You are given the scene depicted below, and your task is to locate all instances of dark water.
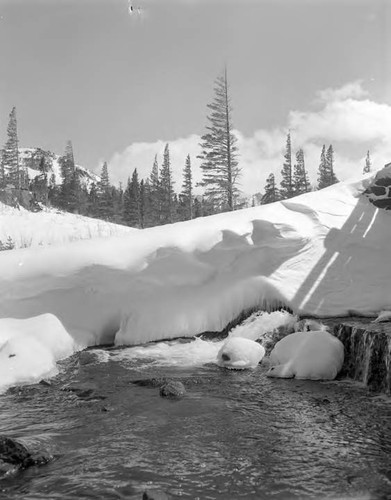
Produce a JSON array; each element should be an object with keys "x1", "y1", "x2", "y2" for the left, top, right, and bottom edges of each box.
[{"x1": 1, "y1": 343, "x2": 391, "y2": 500}]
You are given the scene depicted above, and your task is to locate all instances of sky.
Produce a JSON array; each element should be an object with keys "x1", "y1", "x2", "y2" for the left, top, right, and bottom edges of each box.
[{"x1": 0, "y1": 0, "x2": 390, "y2": 195}]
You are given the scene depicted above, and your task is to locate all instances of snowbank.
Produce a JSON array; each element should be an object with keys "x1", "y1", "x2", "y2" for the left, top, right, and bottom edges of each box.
[
  {"x1": 0, "y1": 172, "x2": 390, "y2": 350},
  {"x1": 0, "y1": 202, "x2": 136, "y2": 248},
  {"x1": 0, "y1": 314, "x2": 79, "y2": 393}
]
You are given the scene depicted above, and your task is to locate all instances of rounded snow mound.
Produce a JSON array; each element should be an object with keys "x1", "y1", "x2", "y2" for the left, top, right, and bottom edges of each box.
[
  {"x1": 0, "y1": 313, "x2": 79, "y2": 392},
  {"x1": 217, "y1": 337, "x2": 265, "y2": 369},
  {"x1": 266, "y1": 330, "x2": 344, "y2": 380}
]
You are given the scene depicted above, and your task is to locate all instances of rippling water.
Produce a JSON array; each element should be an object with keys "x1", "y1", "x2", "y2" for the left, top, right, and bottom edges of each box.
[{"x1": 1, "y1": 339, "x2": 391, "y2": 500}]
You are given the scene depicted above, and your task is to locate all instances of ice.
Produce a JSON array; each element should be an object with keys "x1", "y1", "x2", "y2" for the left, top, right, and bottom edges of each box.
[
  {"x1": 111, "y1": 337, "x2": 222, "y2": 368},
  {"x1": 267, "y1": 330, "x2": 345, "y2": 380},
  {"x1": 0, "y1": 314, "x2": 79, "y2": 393},
  {"x1": 372, "y1": 310, "x2": 391, "y2": 323},
  {"x1": 217, "y1": 337, "x2": 265, "y2": 370},
  {"x1": 228, "y1": 310, "x2": 298, "y2": 341}
]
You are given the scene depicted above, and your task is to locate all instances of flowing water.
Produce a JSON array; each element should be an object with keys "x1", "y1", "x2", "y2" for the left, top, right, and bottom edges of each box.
[{"x1": 1, "y1": 338, "x2": 391, "y2": 500}]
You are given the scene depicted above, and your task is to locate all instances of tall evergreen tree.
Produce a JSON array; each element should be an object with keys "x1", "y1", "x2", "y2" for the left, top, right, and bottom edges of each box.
[
  {"x1": 149, "y1": 154, "x2": 160, "y2": 225},
  {"x1": 2, "y1": 107, "x2": 20, "y2": 188},
  {"x1": 0, "y1": 150, "x2": 4, "y2": 188},
  {"x1": 139, "y1": 179, "x2": 148, "y2": 228},
  {"x1": 58, "y1": 140, "x2": 78, "y2": 210},
  {"x1": 197, "y1": 67, "x2": 240, "y2": 212},
  {"x1": 160, "y1": 144, "x2": 175, "y2": 224},
  {"x1": 123, "y1": 169, "x2": 141, "y2": 227},
  {"x1": 317, "y1": 144, "x2": 338, "y2": 189},
  {"x1": 293, "y1": 148, "x2": 311, "y2": 195},
  {"x1": 88, "y1": 182, "x2": 99, "y2": 217},
  {"x1": 363, "y1": 150, "x2": 372, "y2": 174},
  {"x1": 317, "y1": 145, "x2": 328, "y2": 189},
  {"x1": 280, "y1": 132, "x2": 294, "y2": 199},
  {"x1": 261, "y1": 173, "x2": 280, "y2": 204},
  {"x1": 97, "y1": 161, "x2": 112, "y2": 218},
  {"x1": 326, "y1": 145, "x2": 338, "y2": 186},
  {"x1": 180, "y1": 154, "x2": 193, "y2": 220},
  {"x1": 67, "y1": 170, "x2": 83, "y2": 213}
]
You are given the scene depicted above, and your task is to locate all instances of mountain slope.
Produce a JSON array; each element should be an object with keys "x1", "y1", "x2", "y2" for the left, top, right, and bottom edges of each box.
[{"x1": 18, "y1": 147, "x2": 100, "y2": 189}]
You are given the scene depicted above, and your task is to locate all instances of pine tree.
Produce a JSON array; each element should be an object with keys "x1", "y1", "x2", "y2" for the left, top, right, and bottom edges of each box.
[
  {"x1": 0, "y1": 150, "x2": 4, "y2": 188},
  {"x1": 293, "y1": 148, "x2": 311, "y2": 195},
  {"x1": 139, "y1": 179, "x2": 146, "y2": 228},
  {"x1": 317, "y1": 144, "x2": 338, "y2": 189},
  {"x1": 363, "y1": 150, "x2": 372, "y2": 174},
  {"x1": 149, "y1": 154, "x2": 160, "y2": 225},
  {"x1": 67, "y1": 170, "x2": 83, "y2": 213},
  {"x1": 88, "y1": 182, "x2": 99, "y2": 217},
  {"x1": 317, "y1": 145, "x2": 329, "y2": 189},
  {"x1": 326, "y1": 145, "x2": 338, "y2": 186},
  {"x1": 180, "y1": 154, "x2": 193, "y2": 220},
  {"x1": 59, "y1": 140, "x2": 75, "y2": 186},
  {"x1": 123, "y1": 169, "x2": 141, "y2": 227},
  {"x1": 2, "y1": 107, "x2": 20, "y2": 188},
  {"x1": 96, "y1": 162, "x2": 112, "y2": 218},
  {"x1": 160, "y1": 144, "x2": 175, "y2": 224},
  {"x1": 261, "y1": 173, "x2": 280, "y2": 204},
  {"x1": 48, "y1": 173, "x2": 59, "y2": 206},
  {"x1": 198, "y1": 67, "x2": 240, "y2": 212},
  {"x1": 280, "y1": 132, "x2": 294, "y2": 199}
]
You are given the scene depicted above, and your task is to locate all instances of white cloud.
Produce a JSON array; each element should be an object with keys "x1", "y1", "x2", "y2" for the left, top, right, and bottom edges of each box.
[
  {"x1": 107, "y1": 82, "x2": 391, "y2": 197},
  {"x1": 315, "y1": 81, "x2": 369, "y2": 102}
]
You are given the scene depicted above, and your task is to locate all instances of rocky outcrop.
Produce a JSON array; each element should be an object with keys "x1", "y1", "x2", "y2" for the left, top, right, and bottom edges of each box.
[
  {"x1": 333, "y1": 319, "x2": 391, "y2": 394},
  {"x1": 0, "y1": 435, "x2": 51, "y2": 470},
  {"x1": 364, "y1": 164, "x2": 391, "y2": 210}
]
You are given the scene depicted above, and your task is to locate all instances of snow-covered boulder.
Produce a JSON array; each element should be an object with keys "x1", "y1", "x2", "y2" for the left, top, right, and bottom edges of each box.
[
  {"x1": 266, "y1": 330, "x2": 344, "y2": 380},
  {"x1": 0, "y1": 314, "x2": 78, "y2": 392},
  {"x1": 217, "y1": 337, "x2": 265, "y2": 369}
]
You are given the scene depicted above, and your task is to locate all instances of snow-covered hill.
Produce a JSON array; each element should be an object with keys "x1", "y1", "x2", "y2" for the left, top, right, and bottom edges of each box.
[
  {"x1": 0, "y1": 201, "x2": 137, "y2": 248},
  {"x1": 19, "y1": 147, "x2": 100, "y2": 189},
  {"x1": 0, "y1": 167, "x2": 390, "y2": 391}
]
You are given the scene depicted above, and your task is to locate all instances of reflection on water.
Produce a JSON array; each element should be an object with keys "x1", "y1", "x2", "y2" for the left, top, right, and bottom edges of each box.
[{"x1": 1, "y1": 340, "x2": 391, "y2": 500}]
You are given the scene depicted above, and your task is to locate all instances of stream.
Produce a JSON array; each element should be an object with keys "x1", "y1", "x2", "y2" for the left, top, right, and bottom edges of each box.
[{"x1": 1, "y1": 339, "x2": 391, "y2": 500}]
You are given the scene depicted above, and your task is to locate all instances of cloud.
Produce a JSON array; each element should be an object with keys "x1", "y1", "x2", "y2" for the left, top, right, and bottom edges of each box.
[
  {"x1": 108, "y1": 134, "x2": 203, "y2": 191},
  {"x1": 315, "y1": 81, "x2": 369, "y2": 102},
  {"x1": 107, "y1": 81, "x2": 391, "y2": 197}
]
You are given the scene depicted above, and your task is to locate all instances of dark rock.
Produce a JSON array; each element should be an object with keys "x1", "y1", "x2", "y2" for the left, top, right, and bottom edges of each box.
[
  {"x1": 370, "y1": 198, "x2": 391, "y2": 210},
  {"x1": 132, "y1": 377, "x2": 167, "y2": 388},
  {"x1": 61, "y1": 383, "x2": 106, "y2": 401},
  {"x1": 159, "y1": 380, "x2": 186, "y2": 399},
  {"x1": 78, "y1": 350, "x2": 99, "y2": 366},
  {"x1": 39, "y1": 379, "x2": 52, "y2": 387},
  {"x1": 143, "y1": 489, "x2": 171, "y2": 500},
  {"x1": 368, "y1": 185, "x2": 387, "y2": 196},
  {"x1": 375, "y1": 177, "x2": 391, "y2": 187},
  {"x1": 0, "y1": 436, "x2": 51, "y2": 469}
]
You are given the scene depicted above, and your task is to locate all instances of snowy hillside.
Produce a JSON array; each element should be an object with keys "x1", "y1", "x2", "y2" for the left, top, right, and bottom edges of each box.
[
  {"x1": 19, "y1": 147, "x2": 100, "y2": 189},
  {"x1": 1, "y1": 168, "x2": 390, "y2": 360},
  {"x1": 0, "y1": 201, "x2": 137, "y2": 248}
]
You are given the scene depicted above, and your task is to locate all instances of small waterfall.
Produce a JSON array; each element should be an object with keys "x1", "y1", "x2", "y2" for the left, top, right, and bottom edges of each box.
[{"x1": 334, "y1": 320, "x2": 391, "y2": 394}]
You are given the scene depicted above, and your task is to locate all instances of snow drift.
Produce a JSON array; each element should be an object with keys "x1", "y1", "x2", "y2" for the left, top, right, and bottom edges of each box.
[{"x1": 0, "y1": 171, "x2": 390, "y2": 354}]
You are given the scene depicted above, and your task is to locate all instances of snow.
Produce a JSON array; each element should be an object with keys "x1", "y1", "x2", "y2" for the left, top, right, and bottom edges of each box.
[
  {"x1": 372, "y1": 310, "x2": 391, "y2": 323},
  {"x1": 266, "y1": 330, "x2": 344, "y2": 380},
  {"x1": 217, "y1": 337, "x2": 265, "y2": 369},
  {"x1": 0, "y1": 170, "x2": 390, "y2": 390},
  {"x1": 0, "y1": 314, "x2": 79, "y2": 393},
  {"x1": 0, "y1": 202, "x2": 137, "y2": 248}
]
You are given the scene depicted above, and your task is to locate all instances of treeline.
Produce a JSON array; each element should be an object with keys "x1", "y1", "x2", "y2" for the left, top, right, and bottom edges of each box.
[
  {"x1": 1, "y1": 69, "x2": 374, "y2": 228},
  {"x1": 48, "y1": 141, "x2": 203, "y2": 227}
]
